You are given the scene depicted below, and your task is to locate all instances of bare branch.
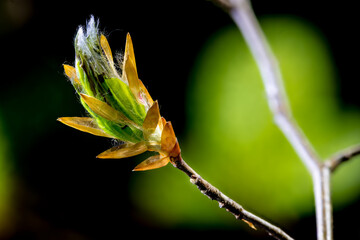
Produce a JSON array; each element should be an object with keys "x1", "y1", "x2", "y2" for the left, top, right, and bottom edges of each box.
[
  {"x1": 326, "y1": 144, "x2": 360, "y2": 172},
  {"x1": 215, "y1": 0, "x2": 332, "y2": 239},
  {"x1": 228, "y1": 0, "x2": 321, "y2": 173},
  {"x1": 171, "y1": 156, "x2": 294, "y2": 240}
]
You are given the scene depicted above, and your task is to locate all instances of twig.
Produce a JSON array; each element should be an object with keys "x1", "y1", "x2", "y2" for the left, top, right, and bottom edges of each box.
[
  {"x1": 326, "y1": 144, "x2": 360, "y2": 172},
  {"x1": 215, "y1": 0, "x2": 333, "y2": 239},
  {"x1": 228, "y1": 0, "x2": 320, "y2": 174},
  {"x1": 312, "y1": 166, "x2": 332, "y2": 240},
  {"x1": 171, "y1": 155, "x2": 294, "y2": 240}
]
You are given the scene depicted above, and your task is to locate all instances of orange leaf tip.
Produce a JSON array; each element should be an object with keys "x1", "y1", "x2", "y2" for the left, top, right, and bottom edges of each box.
[
  {"x1": 63, "y1": 64, "x2": 80, "y2": 84},
  {"x1": 97, "y1": 142, "x2": 147, "y2": 159},
  {"x1": 161, "y1": 121, "x2": 177, "y2": 155},
  {"x1": 100, "y1": 34, "x2": 114, "y2": 64},
  {"x1": 123, "y1": 33, "x2": 141, "y2": 102},
  {"x1": 57, "y1": 117, "x2": 113, "y2": 138},
  {"x1": 132, "y1": 155, "x2": 170, "y2": 171}
]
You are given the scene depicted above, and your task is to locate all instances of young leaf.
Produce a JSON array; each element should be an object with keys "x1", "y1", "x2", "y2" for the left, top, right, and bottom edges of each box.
[
  {"x1": 100, "y1": 34, "x2": 114, "y2": 64},
  {"x1": 104, "y1": 78, "x2": 146, "y2": 126},
  {"x1": 63, "y1": 64, "x2": 80, "y2": 84},
  {"x1": 57, "y1": 117, "x2": 113, "y2": 138},
  {"x1": 161, "y1": 122, "x2": 177, "y2": 154},
  {"x1": 133, "y1": 155, "x2": 170, "y2": 171},
  {"x1": 123, "y1": 33, "x2": 141, "y2": 100},
  {"x1": 97, "y1": 142, "x2": 148, "y2": 159},
  {"x1": 143, "y1": 101, "x2": 160, "y2": 134},
  {"x1": 124, "y1": 33, "x2": 137, "y2": 72},
  {"x1": 80, "y1": 93, "x2": 136, "y2": 126}
]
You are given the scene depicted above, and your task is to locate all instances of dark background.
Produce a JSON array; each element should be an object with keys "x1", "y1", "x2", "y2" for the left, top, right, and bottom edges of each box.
[{"x1": 1, "y1": 0, "x2": 359, "y2": 239}]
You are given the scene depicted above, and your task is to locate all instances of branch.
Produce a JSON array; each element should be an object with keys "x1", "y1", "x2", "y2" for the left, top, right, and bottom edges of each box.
[
  {"x1": 326, "y1": 144, "x2": 360, "y2": 172},
  {"x1": 171, "y1": 155, "x2": 294, "y2": 240},
  {"x1": 212, "y1": 0, "x2": 333, "y2": 239},
  {"x1": 228, "y1": 0, "x2": 321, "y2": 173}
]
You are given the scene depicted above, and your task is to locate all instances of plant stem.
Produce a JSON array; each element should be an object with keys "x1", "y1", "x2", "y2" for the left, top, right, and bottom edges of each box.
[
  {"x1": 313, "y1": 166, "x2": 332, "y2": 240},
  {"x1": 171, "y1": 155, "x2": 294, "y2": 240},
  {"x1": 224, "y1": 0, "x2": 333, "y2": 239},
  {"x1": 326, "y1": 144, "x2": 360, "y2": 172}
]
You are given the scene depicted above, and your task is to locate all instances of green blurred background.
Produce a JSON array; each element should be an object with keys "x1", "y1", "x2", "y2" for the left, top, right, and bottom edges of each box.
[{"x1": 1, "y1": 0, "x2": 360, "y2": 239}]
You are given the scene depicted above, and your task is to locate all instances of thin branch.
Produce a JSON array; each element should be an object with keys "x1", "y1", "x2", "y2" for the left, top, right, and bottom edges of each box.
[
  {"x1": 215, "y1": 0, "x2": 333, "y2": 239},
  {"x1": 228, "y1": 0, "x2": 321, "y2": 173},
  {"x1": 171, "y1": 155, "x2": 294, "y2": 240},
  {"x1": 326, "y1": 144, "x2": 360, "y2": 172},
  {"x1": 312, "y1": 166, "x2": 333, "y2": 240}
]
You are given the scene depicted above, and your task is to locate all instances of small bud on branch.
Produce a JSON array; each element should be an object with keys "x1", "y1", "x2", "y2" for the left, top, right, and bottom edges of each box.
[{"x1": 58, "y1": 16, "x2": 179, "y2": 171}]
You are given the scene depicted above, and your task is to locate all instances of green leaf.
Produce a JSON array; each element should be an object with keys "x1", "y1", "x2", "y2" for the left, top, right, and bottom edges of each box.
[
  {"x1": 105, "y1": 77, "x2": 146, "y2": 126},
  {"x1": 80, "y1": 98, "x2": 143, "y2": 143}
]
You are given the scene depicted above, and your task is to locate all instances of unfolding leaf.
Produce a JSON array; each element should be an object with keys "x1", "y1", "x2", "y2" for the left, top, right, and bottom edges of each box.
[
  {"x1": 133, "y1": 155, "x2": 170, "y2": 171},
  {"x1": 97, "y1": 142, "x2": 147, "y2": 159},
  {"x1": 100, "y1": 34, "x2": 114, "y2": 64},
  {"x1": 80, "y1": 93, "x2": 136, "y2": 126},
  {"x1": 123, "y1": 33, "x2": 141, "y2": 100},
  {"x1": 161, "y1": 122, "x2": 177, "y2": 154},
  {"x1": 104, "y1": 78, "x2": 146, "y2": 126},
  {"x1": 139, "y1": 79, "x2": 154, "y2": 106},
  {"x1": 63, "y1": 64, "x2": 80, "y2": 84},
  {"x1": 57, "y1": 117, "x2": 113, "y2": 138},
  {"x1": 143, "y1": 101, "x2": 160, "y2": 134},
  {"x1": 124, "y1": 60, "x2": 140, "y2": 98}
]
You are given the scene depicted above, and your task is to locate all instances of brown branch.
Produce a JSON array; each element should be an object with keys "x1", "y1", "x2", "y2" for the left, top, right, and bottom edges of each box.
[
  {"x1": 171, "y1": 155, "x2": 294, "y2": 240},
  {"x1": 326, "y1": 144, "x2": 360, "y2": 172}
]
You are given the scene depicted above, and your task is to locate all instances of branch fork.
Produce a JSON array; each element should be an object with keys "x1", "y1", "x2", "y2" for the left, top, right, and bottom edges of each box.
[{"x1": 214, "y1": 0, "x2": 360, "y2": 239}]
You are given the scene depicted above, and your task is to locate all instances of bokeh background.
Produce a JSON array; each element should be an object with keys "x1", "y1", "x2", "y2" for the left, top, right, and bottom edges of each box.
[{"x1": 1, "y1": 0, "x2": 360, "y2": 239}]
